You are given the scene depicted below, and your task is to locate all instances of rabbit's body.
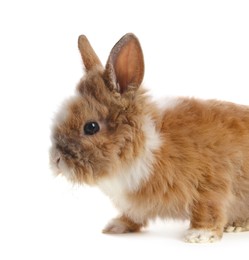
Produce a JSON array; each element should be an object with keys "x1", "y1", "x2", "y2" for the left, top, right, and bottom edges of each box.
[
  {"x1": 50, "y1": 33, "x2": 249, "y2": 242},
  {"x1": 99, "y1": 96, "x2": 249, "y2": 240}
]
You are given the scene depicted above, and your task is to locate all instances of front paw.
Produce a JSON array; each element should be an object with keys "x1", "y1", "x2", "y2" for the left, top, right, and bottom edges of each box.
[
  {"x1": 103, "y1": 219, "x2": 132, "y2": 234},
  {"x1": 184, "y1": 229, "x2": 220, "y2": 243},
  {"x1": 103, "y1": 216, "x2": 142, "y2": 234}
]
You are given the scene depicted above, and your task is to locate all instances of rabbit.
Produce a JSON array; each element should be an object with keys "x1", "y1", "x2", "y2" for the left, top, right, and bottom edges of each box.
[{"x1": 50, "y1": 33, "x2": 249, "y2": 243}]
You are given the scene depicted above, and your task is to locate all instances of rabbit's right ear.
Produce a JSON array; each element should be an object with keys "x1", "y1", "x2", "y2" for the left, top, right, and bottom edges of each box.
[
  {"x1": 104, "y1": 33, "x2": 144, "y2": 94},
  {"x1": 78, "y1": 35, "x2": 103, "y2": 71}
]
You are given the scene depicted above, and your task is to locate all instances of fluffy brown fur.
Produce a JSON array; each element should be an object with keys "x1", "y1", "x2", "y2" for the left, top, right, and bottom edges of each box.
[{"x1": 50, "y1": 33, "x2": 249, "y2": 243}]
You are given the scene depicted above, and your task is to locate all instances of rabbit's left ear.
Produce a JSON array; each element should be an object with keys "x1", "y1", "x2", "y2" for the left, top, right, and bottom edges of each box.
[
  {"x1": 105, "y1": 33, "x2": 144, "y2": 94},
  {"x1": 78, "y1": 35, "x2": 103, "y2": 71}
]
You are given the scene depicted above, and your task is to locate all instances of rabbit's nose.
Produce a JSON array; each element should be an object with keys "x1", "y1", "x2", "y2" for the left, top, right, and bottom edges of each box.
[
  {"x1": 55, "y1": 156, "x2": 61, "y2": 169},
  {"x1": 56, "y1": 157, "x2": 60, "y2": 165},
  {"x1": 53, "y1": 152, "x2": 62, "y2": 170},
  {"x1": 50, "y1": 146, "x2": 62, "y2": 169}
]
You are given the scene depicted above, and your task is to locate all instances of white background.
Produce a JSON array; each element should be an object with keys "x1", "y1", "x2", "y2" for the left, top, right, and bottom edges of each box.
[{"x1": 0, "y1": 0, "x2": 249, "y2": 259}]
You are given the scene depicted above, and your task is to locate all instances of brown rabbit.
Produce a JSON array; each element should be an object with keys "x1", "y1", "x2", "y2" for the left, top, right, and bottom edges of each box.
[{"x1": 50, "y1": 33, "x2": 249, "y2": 243}]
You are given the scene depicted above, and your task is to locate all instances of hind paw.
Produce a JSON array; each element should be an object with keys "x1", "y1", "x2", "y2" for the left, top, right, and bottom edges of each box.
[{"x1": 224, "y1": 219, "x2": 249, "y2": 233}]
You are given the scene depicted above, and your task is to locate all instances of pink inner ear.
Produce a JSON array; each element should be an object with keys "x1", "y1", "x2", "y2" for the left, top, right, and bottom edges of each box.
[
  {"x1": 115, "y1": 45, "x2": 137, "y2": 93},
  {"x1": 114, "y1": 40, "x2": 144, "y2": 93}
]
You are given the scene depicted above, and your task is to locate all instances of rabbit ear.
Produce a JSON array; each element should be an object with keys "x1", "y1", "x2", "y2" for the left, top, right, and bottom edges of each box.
[
  {"x1": 78, "y1": 35, "x2": 103, "y2": 71},
  {"x1": 105, "y1": 33, "x2": 144, "y2": 94}
]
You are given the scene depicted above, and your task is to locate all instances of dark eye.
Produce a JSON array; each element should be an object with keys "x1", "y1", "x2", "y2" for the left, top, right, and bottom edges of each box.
[{"x1": 84, "y1": 122, "x2": 100, "y2": 135}]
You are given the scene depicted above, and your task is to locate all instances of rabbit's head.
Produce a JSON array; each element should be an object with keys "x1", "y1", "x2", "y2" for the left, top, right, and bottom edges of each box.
[{"x1": 49, "y1": 34, "x2": 155, "y2": 185}]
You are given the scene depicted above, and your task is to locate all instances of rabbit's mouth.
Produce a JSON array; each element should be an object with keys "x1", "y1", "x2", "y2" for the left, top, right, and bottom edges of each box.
[{"x1": 49, "y1": 146, "x2": 77, "y2": 182}]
